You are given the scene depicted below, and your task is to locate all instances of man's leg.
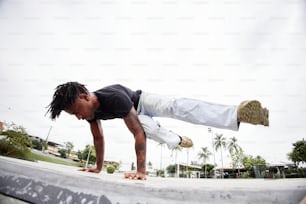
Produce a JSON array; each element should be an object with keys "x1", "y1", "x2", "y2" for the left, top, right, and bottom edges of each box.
[
  {"x1": 137, "y1": 115, "x2": 192, "y2": 149},
  {"x1": 137, "y1": 92, "x2": 269, "y2": 130},
  {"x1": 138, "y1": 92, "x2": 239, "y2": 131}
]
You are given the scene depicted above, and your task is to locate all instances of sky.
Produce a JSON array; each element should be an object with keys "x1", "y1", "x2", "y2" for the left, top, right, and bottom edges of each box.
[{"x1": 0, "y1": 0, "x2": 306, "y2": 171}]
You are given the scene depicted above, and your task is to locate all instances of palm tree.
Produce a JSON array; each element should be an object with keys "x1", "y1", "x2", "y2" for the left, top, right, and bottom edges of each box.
[
  {"x1": 227, "y1": 137, "x2": 240, "y2": 155},
  {"x1": 214, "y1": 133, "x2": 226, "y2": 178},
  {"x1": 227, "y1": 136, "x2": 243, "y2": 176},
  {"x1": 172, "y1": 146, "x2": 182, "y2": 177},
  {"x1": 198, "y1": 147, "x2": 211, "y2": 178}
]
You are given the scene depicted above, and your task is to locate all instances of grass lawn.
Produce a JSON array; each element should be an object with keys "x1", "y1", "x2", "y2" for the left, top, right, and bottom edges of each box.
[{"x1": 29, "y1": 152, "x2": 81, "y2": 167}]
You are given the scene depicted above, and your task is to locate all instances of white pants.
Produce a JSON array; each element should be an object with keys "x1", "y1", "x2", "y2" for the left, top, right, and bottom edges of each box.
[{"x1": 137, "y1": 92, "x2": 239, "y2": 149}]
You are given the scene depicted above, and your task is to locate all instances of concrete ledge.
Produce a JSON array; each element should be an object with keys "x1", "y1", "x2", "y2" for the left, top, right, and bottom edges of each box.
[{"x1": 0, "y1": 156, "x2": 305, "y2": 204}]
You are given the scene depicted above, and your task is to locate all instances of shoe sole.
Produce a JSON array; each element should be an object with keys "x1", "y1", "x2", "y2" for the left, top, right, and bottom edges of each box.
[
  {"x1": 238, "y1": 100, "x2": 269, "y2": 126},
  {"x1": 263, "y1": 108, "x2": 269, "y2": 126},
  {"x1": 179, "y1": 136, "x2": 193, "y2": 148}
]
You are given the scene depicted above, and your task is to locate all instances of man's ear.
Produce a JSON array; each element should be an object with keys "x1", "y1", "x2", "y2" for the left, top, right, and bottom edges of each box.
[{"x1": 79, "y1": 93, "x2": 89, "y2": 101}]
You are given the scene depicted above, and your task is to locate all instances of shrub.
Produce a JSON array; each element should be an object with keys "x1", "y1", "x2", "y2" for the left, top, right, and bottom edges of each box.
[{"x1": 106, "y1": 166, "x2": 115, "y2": 174}]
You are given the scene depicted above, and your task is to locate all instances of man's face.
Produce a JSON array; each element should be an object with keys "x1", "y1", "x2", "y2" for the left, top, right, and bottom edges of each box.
[{"x1": 65, "y1": 94, "x2": 95, "y2": 120}]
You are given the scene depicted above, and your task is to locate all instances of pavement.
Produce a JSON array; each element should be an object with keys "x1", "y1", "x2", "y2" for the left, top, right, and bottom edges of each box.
[{"x1": 0, "y1": 156, "x2": 305, "y2": 204}]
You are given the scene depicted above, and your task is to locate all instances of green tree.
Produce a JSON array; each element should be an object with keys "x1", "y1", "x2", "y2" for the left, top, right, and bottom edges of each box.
[
  {"x1": 288, "y1": 139, "x2": 306, "y2": 166},
  {"x1": 156, "y1": 169, "x2": 165, "y2": 177},
  {"x1": 201, "y1": 164, "x2": 214, "y2": 178},
  {"x1": 0, "y1": 123, "x2": 32, "y2": 160},
  {"x1": 82, "y1": 144, "x2": 96, "y2": 164},
  {"x1": 242, "y1": 155, "x2": 266, "y2": 178},
  {"x1": 242, "y1": 155, "x2": 266, "y2": 170},
  {"x1": 32, "y1": 139, "x2": 43, "y2": 151},
  {"x1": 227, "y1": 137, "x2": 243, "y2": 169},
  {"x1": 76, "y1": 150, "x2": 83, "y2": 161},
  {"x1": 227, "y1": 137, "x2": 240, "y2": 155},
  {"x1": 166, "y1": 164, "x2": 176, "y2": 174},
  {"x1": 198, "y1": 147, "x2": 211, "y2": 178},
  {"x1": 230, "y1": 148, "x2": 244, "y2": 169},
  {"x1": 58, "y1": 148, "x2": 67, "y2": 158},
  {"x1": 64, "y1": 141, "x2": 74, "y2": 158},
  {"x1": 214, "y1": 133, "x2": 226, "y2": 178}
]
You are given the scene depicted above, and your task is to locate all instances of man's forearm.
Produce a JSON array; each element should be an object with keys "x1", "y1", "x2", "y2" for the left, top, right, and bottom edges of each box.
[
  {"x1": 94, "y1": 136, "x2": 104, "y2": 170},
  {"x1": 90, "y1": 120, "x2": 105, "y2": 171},
  {"x1": 135, "y1": 133, "x2": 146, "y2": 174},
  {"x1": 123, "y1": 107, "x2": 147, "y2": 176}
]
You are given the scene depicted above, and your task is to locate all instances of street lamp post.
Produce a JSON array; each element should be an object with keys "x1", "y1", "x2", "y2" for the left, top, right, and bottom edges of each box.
[
  {"x1": 208, "y1": 127, "x2": 216, "y2": 178},
  {"x1": 85, "y1": 146, "x2": 91, "y2": 169},
  {"x1": 43, "y1": 126, "x2": 52, "y2": 153}
]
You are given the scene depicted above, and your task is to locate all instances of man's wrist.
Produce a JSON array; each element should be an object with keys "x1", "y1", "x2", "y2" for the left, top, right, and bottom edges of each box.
[
  {"x1": 96, "y1": 163, "x2": 103, "y2": 171},
  {"x1": 137, "y1": 168, "x2": 146, "y2": 174}
]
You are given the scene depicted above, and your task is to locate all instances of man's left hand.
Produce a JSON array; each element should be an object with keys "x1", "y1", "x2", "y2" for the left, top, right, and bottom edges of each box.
[{"x1": 124, "y1": 172, "x2": 146, "y2": 180}]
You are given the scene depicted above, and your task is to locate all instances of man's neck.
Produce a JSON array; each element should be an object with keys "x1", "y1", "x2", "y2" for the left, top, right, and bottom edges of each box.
[{"x1": 90, "y1": 93, "x2": 100, "y2": 110}]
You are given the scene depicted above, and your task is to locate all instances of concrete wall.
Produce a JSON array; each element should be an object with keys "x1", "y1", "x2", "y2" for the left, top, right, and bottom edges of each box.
[{"x1": 0, "y1": 156, "x2": 305, "y2": 204}]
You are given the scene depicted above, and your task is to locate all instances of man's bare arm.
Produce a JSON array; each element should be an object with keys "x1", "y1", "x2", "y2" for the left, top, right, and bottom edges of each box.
[
  {"x1": 123, "y1": 107, "x2": 147, "y2": 179},
  {"x1": 80, "y1": 120, "x2": 104, "y2": 173}
]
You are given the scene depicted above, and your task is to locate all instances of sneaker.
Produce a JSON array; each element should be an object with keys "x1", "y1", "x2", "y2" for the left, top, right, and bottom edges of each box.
[
  {"x1": 179, "y1": 136, "x2": 193, "y2": 148},
  {"x1": 263, "y1": 107, "x2": 269, "y2": 126},
  {"x1": 238, "y1": 100, "x2": 269, "y2": 126}
]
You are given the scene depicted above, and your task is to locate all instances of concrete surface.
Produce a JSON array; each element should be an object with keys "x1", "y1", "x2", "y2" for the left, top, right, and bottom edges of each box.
[{"x1": 0, "y1": 156, "x2": 305, "y2": 204}]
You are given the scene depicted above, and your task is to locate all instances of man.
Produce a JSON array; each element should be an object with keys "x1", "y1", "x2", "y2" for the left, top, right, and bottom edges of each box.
[{"x1": 47, "y1": 82, "x2": 269, "y2": 180}]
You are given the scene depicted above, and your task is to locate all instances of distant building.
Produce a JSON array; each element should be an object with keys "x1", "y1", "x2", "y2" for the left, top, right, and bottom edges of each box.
[
  {"x1": 215, "y1": 167, "x2": 247, "y2": 178},
  {"x1": 266, "y1": 162, "x2": 295, "y2": 179},
  {"x1": 47, "y1": 141, "x2": 64, "y2": 157},
  {"x1": 167, "y1": 163, "x2": 202, "y2": 178},
  {"x1": 46, "y1": 141, "x2": 80, "y2": 161}
]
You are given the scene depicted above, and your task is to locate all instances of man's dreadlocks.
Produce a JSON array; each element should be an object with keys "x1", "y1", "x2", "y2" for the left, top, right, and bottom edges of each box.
[{"x1": 46, "y1": 82, "x2": 89, "y2": 120}]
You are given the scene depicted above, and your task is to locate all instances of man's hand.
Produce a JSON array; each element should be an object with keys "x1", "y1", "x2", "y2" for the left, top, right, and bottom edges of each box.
[
  {"x1": 124, "y1": 172, "x2": 146, "y2": 180},
  {"x1": 123, "y1": 108, "x2": 147, "y2": 180},
  {"x1": 78, "y1": 168, "x2": 101, "y2": 173}
]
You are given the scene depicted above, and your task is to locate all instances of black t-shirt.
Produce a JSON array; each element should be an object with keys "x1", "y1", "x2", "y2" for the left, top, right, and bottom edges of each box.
[{"x1": 88, "y1": 84, "x2": 142, "y2": 121}]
